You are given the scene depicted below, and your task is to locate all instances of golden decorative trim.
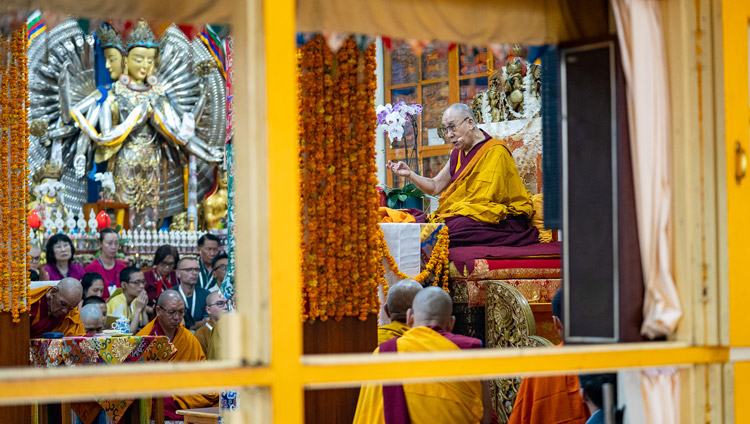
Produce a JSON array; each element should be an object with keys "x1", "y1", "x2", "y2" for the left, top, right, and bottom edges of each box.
[{"x1": 485, "y1": 281, "x2": 552, "y2": 422}]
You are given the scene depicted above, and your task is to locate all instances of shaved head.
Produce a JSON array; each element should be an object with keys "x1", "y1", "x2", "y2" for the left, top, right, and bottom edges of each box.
[
  {"x1": 158, "y1": 290, "x2": 183, "y2": 308},
  {"x1": 407, "y1": 286, "x2": 455, "y2": 330},
  {"x1": 47, "y1": 278, "x2": 83, "y2": 318},
  {"x1": 156, "y1": 290, "x2": 185, "y2": 335},
  {"x1": 385, "y1": 279, "x2": 423, "y2": 323},
  {"x1": 441, "y1": 103, "x2": 483, "y2": 152},
  {"x1": 58, "y1": 278, "x2": 83, "y2": 299},
  {"x1": 443, "y1": 102, "x2": 476, "y2": 122},
  {"x1": 80, "y1": 304, "x2": 104, "y2": 335},
  {"x1": 206, "y1": 290, "x2": 222, "y2": 306}
]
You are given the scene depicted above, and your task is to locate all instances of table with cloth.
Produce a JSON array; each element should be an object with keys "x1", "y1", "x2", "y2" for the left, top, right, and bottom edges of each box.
[{"x1": 30, "y1": 335, "x2": 176, "y2": 423}]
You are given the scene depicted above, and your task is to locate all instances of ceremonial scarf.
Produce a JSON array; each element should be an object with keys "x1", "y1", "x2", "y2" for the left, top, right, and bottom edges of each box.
[
  {"x1": 431, "y1": 138, "x2": 534, "y2": 224},
  {"x1": 377, "y1": 320, "x2": 410, "y2": 344}
]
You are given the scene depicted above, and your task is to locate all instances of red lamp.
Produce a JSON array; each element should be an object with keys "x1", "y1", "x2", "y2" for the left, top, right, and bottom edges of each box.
[
  {"x1": 27, "y1": 210, "x2": 41, "y2": 229},
  {"x1": 96, "y1": 210, "x2": 111, "y2": 229}
]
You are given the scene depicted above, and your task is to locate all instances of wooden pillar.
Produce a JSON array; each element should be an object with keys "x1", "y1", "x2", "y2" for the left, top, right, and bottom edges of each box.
[
  {"x1": 303, "y1": 316, "x2": 378, "y2": 424},
  {"x1": 0, "y1": 311, "x2": 31, "y2": 422}
]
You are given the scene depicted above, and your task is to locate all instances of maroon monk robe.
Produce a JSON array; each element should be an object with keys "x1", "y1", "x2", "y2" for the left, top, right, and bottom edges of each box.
[{"x1": 30, "y1": 294, "x2": 62, "y2": 337}]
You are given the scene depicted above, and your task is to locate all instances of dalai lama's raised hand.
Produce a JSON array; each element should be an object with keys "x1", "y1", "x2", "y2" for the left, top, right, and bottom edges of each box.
[
  {"x1": 386, "y1": 159, "x2": 452, "y2": 197},
  {"x1": 386, "y1": 160, "x2": 412, "y2": 177}
]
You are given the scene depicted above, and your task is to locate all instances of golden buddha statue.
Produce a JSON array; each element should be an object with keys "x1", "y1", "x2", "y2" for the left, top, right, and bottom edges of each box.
[{"x1": 203, "y1": 171, "x2": 228, "y2": 230}]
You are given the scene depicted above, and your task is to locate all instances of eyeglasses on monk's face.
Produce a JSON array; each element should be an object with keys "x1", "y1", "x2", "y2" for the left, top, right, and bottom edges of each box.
[
  {"x1": 208, "y1": 300, "x2": 228, "y2": 308},
  {"x1": 213, "y1": 264, "x2": 228, "y2": 272},
  {"x1": 126, "y1": 279, "x2": 147, "y2": 286},
  {"x1": 439, "y1": 116, "x2": 470, "y2": 135},
  {"x1": 158, "y1": 307, "x2": 185, "y2": 317}
]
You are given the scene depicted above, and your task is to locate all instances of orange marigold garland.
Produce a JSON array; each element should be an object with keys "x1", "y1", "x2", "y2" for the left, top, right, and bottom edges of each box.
[
  {"x1": 299, "y1": 36, "x2": 381, "y2": 322},
  {"x1": 0, "y1": 34, "x2": 9, "y2": 317},
  {"x1": 0, "y1": 27, "x2": 30, "y2": 323}
]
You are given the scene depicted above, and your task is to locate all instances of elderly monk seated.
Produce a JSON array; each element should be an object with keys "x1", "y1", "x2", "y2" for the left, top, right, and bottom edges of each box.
[
  {"x1": 80, "y1": 304, "x2": 105, "y2": 335},
  {"x1": 508, "y1": 289, "x2": 588, "y2": 424},
  {"x1": 386, "y1": 103, "x2": 538, "y2": 248},
  {"x1": 354, "y1": 286, "x2": 492, "y2": 424},
  {"x1": 379, "y1": 279, "x2": 422, "y2": 343},
  {"x1": 29, "y1": 278, "x2": 85, "y2": 338},
  {"x1": 136, "y1": 291, "x2": 218, "y2": 419}
]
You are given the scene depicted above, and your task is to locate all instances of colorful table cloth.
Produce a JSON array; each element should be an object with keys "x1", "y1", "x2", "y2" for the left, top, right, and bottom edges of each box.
[{"x1": 30, "y1": 335, "x2": 175, "y2": 422}]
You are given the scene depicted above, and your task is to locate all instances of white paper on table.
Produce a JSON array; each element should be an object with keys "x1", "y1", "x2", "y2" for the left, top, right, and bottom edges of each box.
[{"x1": 378, "y1": 223, "x2": 421, "y2": 325}]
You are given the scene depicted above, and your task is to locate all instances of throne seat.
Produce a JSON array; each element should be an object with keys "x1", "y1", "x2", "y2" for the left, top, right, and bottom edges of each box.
[{"x1": 448, "y1": 242, "x2": 563, "y2": 346}]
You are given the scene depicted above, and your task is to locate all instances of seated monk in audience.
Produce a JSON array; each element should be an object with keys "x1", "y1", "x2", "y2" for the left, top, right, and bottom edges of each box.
[
  {"x1": 82, "y1": 295, "x2": 107, "y2": 319},
  {"x1": 195, "y1": 291, "x2": 228, "y2": 356},
  {"x1": 386, "y1": 103, "x2": 538, "y2": 248},
  {"x1": 206, "y1": 311, "x2": 227, "y2": 360},
  {"x1": 354, "y1": 286, "x2": 492, "y2": 424},
  {"x1": 80, "y1": 304, "x2": 105, "y2": 335},
  {"x1": 379, "y1": 279, "x2": 422, "y2": 343},
  {"x1": 107, "y1": 266, "x2": 149, "y2": 334},
  {"x1": 29, "y1": 278, "x2": 85, "y2": 338},
  {"x1": 136, "y1": 291, "x2": 218, "y2": 419},
  {"x1": 508, "y1": 289, "x2": 588, "y2": 424}
]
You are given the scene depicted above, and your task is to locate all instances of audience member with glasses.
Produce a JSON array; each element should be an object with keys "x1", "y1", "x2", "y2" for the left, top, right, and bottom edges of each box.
[
  {"x1": 145, "y1": 244, "x2": 181, "y2": 311},
  {"x1": 172, "y1": 256, "x2": 211, "y2": 331},
  {"x1": 28, "y1": 244, "x2": 48, "y2": 281},
  {"x1": 194, "y1": 290, "x2": 229, "y2": 355},
  {"x1": 106, "y1": 266, "x2": 150, "y2": 334},
  {"x1": 208, "y1": 252, "x2": 229, "y2": 292}
]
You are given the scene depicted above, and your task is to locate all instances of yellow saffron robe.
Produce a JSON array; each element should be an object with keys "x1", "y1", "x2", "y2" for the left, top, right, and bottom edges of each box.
[
  {"x1": 431, "y1": 139, "x2": 534, "y2": 224},
  {"x1": 29, "y1": 286, "x2": 85, "y2": 338},
  {"x1": 137, "y1": 319, "x2": 219, "y2": 414},
  {"x1": 353, "y1": 326, "x2": 484, "y2": 424},
  {"x1": 377, "y1": 320, "x2": 410, "y2": 344}
]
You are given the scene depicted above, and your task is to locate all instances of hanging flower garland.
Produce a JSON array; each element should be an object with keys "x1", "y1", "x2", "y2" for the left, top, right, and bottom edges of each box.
[
  {"x1": 299, "y1": 36, "x2": 381, "y2": 322},
  {"x1": 0, "y1": 27, "x2": 30, "y2": 323},
  {"x1": 0, "y1": 34, "x2": 9, "y2": 317},
  {"x1": 377, "y1": 226, "x2": 451, "y2": 297}
]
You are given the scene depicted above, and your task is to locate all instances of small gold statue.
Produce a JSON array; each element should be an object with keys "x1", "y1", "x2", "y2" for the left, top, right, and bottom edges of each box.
[
  {"x1": 202, "y1": 171, "x2": 228, "y2": 230},
  {"x1": 170, "y1": 211, "x2": 189, "y2": 231}
]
